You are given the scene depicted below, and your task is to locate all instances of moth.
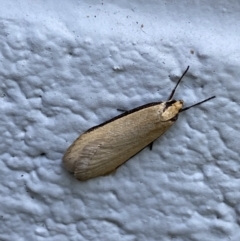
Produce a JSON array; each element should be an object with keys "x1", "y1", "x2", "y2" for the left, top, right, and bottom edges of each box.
[{"x1": 63, "y1": 66, "x2": 215, "y2": 181}]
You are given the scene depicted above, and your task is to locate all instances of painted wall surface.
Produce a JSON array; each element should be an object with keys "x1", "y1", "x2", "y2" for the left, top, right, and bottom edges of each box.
[{"x1": 0, "y1": 1, "x2": 240, "y2": 240}]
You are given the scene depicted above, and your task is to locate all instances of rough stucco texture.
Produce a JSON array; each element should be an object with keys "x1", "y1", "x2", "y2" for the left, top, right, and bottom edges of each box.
[{"x1": 0, "y1": 1, "x2": 240, "y2": 241}]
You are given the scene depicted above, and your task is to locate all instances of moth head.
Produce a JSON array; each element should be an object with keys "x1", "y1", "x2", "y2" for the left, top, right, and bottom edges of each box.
[{"x1": 161, "y1": 100, "x2": 184, "y2": 122}]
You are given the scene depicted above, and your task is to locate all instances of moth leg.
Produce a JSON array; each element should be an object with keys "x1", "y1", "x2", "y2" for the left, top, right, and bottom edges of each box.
[
  {"x1": 149, "y1": 142, "x2": 154, "y2": 150},
  {"x1": 117, "y1": 108, "x2": 127, "y2": 112}
]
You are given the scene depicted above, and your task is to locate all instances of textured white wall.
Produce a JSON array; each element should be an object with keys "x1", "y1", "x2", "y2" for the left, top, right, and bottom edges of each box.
[{"x1": 0, "y1": 1, "x2": 240, "y2": 241}]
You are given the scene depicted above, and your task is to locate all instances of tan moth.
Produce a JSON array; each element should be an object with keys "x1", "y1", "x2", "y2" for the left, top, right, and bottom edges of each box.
[{"x1": 63, "y1": 66, "x2": 215, "y2": 181}]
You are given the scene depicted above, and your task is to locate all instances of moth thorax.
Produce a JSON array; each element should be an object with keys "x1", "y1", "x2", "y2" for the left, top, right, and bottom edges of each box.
[{"x1": 161, "y1": 100, "x2": 184, "y2": 121}]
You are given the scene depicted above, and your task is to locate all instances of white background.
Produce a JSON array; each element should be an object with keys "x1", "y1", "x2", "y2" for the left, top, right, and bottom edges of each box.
[{"x1": 0, "y1": 1, "x2": 240, "y2": 240}]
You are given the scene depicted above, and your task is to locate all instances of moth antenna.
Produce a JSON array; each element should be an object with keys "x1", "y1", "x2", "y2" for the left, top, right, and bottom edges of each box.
[
  {"x1": 180, "y1": 96, "x2": 216, "y2": 112},
  {"x1": 168, "y1": 66, "x2": 190, "y2": 100}
]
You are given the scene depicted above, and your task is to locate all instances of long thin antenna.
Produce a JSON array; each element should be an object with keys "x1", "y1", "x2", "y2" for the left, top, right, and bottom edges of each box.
[
  {"x1": 180, "y1": 96, "x2": 216, "y2": 112},
  {"x1": 168, "y1": 66, "x2": 190, "y2": 100}
]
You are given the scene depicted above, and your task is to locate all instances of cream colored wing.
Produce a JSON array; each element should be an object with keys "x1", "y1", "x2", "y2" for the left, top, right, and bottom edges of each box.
[{"x1": 63, "y1": 103, "x2": 174, "y2": 181}]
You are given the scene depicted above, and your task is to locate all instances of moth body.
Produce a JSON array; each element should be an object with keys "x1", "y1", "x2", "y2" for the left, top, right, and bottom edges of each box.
[{"x1": 63, "y1": 100, "x2": 183, "y2": 180}]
